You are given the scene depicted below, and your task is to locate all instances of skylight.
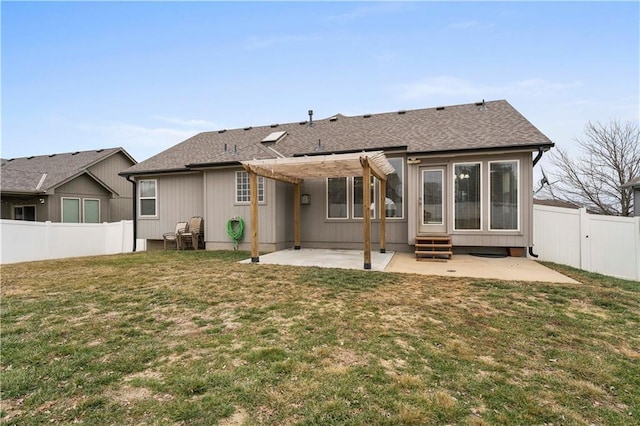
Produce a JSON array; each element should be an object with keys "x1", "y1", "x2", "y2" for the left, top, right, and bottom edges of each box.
[{"x1": 261, "y1": 131, "x2": 287, "y2": 144}]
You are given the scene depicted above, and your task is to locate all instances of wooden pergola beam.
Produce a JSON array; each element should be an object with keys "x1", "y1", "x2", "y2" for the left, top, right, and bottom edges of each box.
[
  {"x1": 249, "y1": 170, "x2": 259, "y2": 263},
  {"x1": 243, "y1": 151, "x2": 394, "y2": 270},
  {"x1": 360, "y1": 152, "x2": 388, "y2": 182},
  {"x1": 294, "y1": 182, "x2": 301, "y2": 250},
  {"x1": 243, "y1": 164, "x2": 301, "y2": 185},
  {"x1": 379, "y1": 178, "x2": 386, "y2": 254},
  {"x1": 363, "y1": 161, "x2": 372, "y2": 270}
]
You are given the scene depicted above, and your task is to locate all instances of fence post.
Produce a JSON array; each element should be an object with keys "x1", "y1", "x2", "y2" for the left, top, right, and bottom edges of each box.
[
  {"x1": 579, "y1": 208, "x2": 591, "y2": 271},
  {"x1": 45, "y1": 221, "x2": 53, "y2": 260},
  {"x1": 635, "y1": 217, "x2": 640, "y2": 281},
  {"x1": 121, "y1": 220, "x2": 127, "y2": 253}
]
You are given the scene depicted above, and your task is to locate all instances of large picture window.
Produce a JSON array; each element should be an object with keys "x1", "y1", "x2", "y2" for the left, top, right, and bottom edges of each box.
[
  {"x1": 327, "y1": 177, "x2": 348, "y2": 219},
  {"x1": 139, "y1": 179, "x2": 157, "y2": 217},
  {"x1": 385, "y1": 157, "x2": 404, "y2": 218},
  {"x1": 326, "y1": 157, "x2": 404, "y2": 220},
  {"x1": 236, "y1": 171, "x2": 264, "y2": 203},
  {"x1": 83, "y1": 199, "x2": 100, "y2": 223},
  {"x1": 62, "y1": 198, "x2": 81, "y2": 223},
  {"x1": 454, "y1": 162, "x2": 481, "y2": 230},
  {"x1": 353, "y1": 176, "x2": 375, "y2": 219},
  {"x1": 490, "y1": 160, "x2": 519, "y2": 230}
]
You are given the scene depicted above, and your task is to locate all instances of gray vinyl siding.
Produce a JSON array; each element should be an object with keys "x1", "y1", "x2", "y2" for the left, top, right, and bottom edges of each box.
[
  {"x1": 137, "y1": 173, "x2": 204, "y2": 239},
  {"x1": 203, "y1": 168, "x2": 278, "y2": 250},
  {"x1": 1, "y1": 195, "x2": 48, "y2": 221},
  {"x1": 53, "y1": 176, "x2": 112, "y2": 222},
  {"x1": 298, "y1": 177, "x2": 409, "y2": 251},
  {"x1": 407, "y1": 151, "x2": 534, "y2": 248},
  {"x1": 88, "y1": 152, "x2": 135, "y2": 220}
]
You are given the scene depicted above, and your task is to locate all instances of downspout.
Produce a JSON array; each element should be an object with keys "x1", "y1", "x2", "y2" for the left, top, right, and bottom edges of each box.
[
  {"x1": 125, "y1": 175, "x2": 137, "y2": 252},
  {"x1": 532, "y1": 146, "x2": 544, "y2": 167},
  {"x1": 529, "y1": 147, "x2": 545, "y2": 258}
]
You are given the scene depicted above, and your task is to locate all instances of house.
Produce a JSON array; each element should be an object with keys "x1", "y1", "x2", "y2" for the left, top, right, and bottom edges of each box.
[
  {"x1": 1, "y1": 148, "x2": 137, "y2": 223},
  {"x1": 121, "y1": 100, "x2": 554, "y2": 260},
  {"x1": 621, "y1": 177, "x2": 640, "y2": 217}
]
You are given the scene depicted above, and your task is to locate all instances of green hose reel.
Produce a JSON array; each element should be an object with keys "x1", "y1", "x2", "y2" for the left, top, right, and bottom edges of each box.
[{"x1": 226, "y1": 217, "x2": 245, "y2": 250}]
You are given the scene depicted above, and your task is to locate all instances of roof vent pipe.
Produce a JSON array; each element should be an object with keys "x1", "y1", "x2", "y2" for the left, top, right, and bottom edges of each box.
[
  {"x1": 223, "y1": 143, "x2": 228, "y2": 153},
  {"x1": 308, "y1": 110, "x2": 313, "y2": 127}
]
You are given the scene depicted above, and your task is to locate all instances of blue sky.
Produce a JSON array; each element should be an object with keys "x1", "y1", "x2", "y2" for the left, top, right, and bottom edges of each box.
[{"x1": 2, "y1": 1, "x2": 638, "y2": 174}]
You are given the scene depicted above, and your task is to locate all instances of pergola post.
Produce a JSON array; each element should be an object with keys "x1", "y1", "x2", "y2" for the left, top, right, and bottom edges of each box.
[
  {"x1": 249, "y1": 170, "x2": 259, "y2": 263},
  {"x1": 363, "y1": 162, "x2": 372, "y2": 270},
  {"x1": 379, "y1": 178, "x2": 386, "y2": 254},
  {"x1": 293, "y1": 182, "x2": 301, "y2": 250}
]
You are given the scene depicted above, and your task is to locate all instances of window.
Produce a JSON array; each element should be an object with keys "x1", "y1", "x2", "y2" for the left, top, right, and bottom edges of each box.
[
  {"x1": 353, "y1": 176, "x2": 375, "y2": 219},
  {"x1": 236, "y1": 171, "x2": 264, "y2": 203},
  {"x1": 325, "y1": 157, "x2": 405, "y2": 220},
  {"x1": 454, "y1": 162, "x2": 481, "y2": 230},
  {"x1": 385, "y1": 158, "x2": 404, "y2": 218},
  {"x1": 327, "y1": 177, "x2": 348, "y2": 218},
  {"x1": 139, "y1": 179, "x2": 157, "y2": 217},
  {"x1": 62, "y1": 198, "x2": 81, "y2": 223},
  {"x1": 14, "y1": 205, "x2": 36, "y2": 221},
  {"x1": 83, "y1": 199, "x2": 100, "y2": 223},
  {"x1": 490, "y1": 160, "x2": 519, "y2": 230}
]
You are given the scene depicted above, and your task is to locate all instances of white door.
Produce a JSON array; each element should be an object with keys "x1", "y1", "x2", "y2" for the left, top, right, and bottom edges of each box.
[{"x1": 419, "y1": 167, "x2": 447, "y2": 234}]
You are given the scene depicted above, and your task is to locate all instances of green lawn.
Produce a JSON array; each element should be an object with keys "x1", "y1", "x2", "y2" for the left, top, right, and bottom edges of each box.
[{"x1": 1, "y1": 251, "x2": 638, "y2": 425}]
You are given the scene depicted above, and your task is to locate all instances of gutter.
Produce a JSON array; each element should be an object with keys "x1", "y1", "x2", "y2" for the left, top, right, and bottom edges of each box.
[
  {"x1": 125, "y1": 175, "x2": 137, "y2": 252},
  {"x1": 532, "y1": 146, "x2": 545, "y2": 167},
  {"x1": 528, "y1": 147, "x2": 547, "y2": 258}
]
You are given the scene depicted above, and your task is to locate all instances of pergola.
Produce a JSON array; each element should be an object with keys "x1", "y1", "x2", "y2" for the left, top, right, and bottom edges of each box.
[{"x1": 241, "y1": 151, "x2": 396, "y2": 269}]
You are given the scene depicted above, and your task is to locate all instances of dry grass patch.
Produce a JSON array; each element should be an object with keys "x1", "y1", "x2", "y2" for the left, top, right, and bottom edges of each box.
[{"x1": 1, "y1": 251, "x2": 638, "y2": 425}]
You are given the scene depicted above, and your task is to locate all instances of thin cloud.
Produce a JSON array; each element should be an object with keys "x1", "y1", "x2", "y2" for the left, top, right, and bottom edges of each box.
[
  {"x1": 243, "y1": 34, "x2": 313, "y2": 50},
  {"x1": 392, "y1": 76, "x2": 581, "y2": 101},
  {"x1": 445, "y1": 20, "x2": 495, "y2": 31},
  {"x1": 153, "y1": 116, "x2": 220, "y2": 129},
  {"x1": 327, "y1": 3, "x2": 409, "y2": 23}
]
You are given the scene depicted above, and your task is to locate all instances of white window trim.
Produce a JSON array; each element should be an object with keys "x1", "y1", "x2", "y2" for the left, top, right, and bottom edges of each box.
[
  {"x1": 13, "y1": 205, "x2": 37, "y2": 221},
  {"x1": 83, "y1": 198, "x2": 101, "y2": 223},
  {"x1": 326, "y1": 177, "x2": 349, "y2": 220},
  {"x1": 421, "y1": 168, "x2": 444, "y2": 226},
  {"x1": 139, "y1": 179, "x2": 158, "y2": 218},
  {"x1": 61, "y1": 197, "x2": 81, "y2": 223},
  {"x1": 235, "y1": 171, "x2": 266, "y2": 205},
  {"x1": 488, "y1": 159, "x2": 520, "y2": 232},
  {"x1": 453, "y1": 161, "x2": 483, "y2": 232}
]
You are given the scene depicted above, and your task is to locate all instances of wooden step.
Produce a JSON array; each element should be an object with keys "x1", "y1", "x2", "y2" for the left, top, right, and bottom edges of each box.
[
  {"x1": 415, "y1": 236, "x2": 450, "y2": 242},
  {"x1": 415, "y1": 235, "x2": 452, "y2": 260},
  {"x1": 415, "y1": 243, "x2": 453, "y2": 249}
]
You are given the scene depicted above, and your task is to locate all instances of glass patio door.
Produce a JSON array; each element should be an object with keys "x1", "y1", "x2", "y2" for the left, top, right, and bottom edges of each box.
[{"x1": 419, "y1": 167, "x2": 446, "y2": 233}]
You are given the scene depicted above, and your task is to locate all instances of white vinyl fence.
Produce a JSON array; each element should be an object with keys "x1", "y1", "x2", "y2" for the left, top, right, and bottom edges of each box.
[
  {"x1": 533, "y1": 205, "x2": 640, "y2": 281},
  {"x1": 0, "y1": 220, "x2": 136, "y2": 265}
]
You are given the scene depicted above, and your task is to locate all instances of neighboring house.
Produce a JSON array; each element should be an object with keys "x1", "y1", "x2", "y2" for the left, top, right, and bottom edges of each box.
[
  {"x1": 621, "y1": 177, "x2": 640, "y2": 217},
  {"x1": 121, "y1": 100, "x2": 554, "y2": 255},
  {"x1": 1, "y1": 148, "x2": 137, "y2": 223}
]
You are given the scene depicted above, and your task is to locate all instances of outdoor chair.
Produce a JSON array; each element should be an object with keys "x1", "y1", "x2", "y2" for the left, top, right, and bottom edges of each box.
[
  {"x1": 163, "y1": 221, "x2": 187, "y2": 250},
  {"x1": 178, "y1": 216, "x2": 204, "y2": 250}
]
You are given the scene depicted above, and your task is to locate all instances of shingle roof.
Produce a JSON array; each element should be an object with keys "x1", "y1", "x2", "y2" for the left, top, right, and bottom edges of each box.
[
  {"x1": 1, "y1": 148, "x2": 133, "y2": 194},
  {"x1": 123, "y1": 100, "x2": 554, "y2": 175}
]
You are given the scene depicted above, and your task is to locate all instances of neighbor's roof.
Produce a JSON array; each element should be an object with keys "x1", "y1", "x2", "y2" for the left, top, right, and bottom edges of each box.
[
  {"x1": 621, "y1": 176, "x2": 640, "y2": 189},
  {"x1": 123, "y1": 100, "x2": 554, "y2": 175},
  {"x1": 1, "y1": 147, "x2": 136, "y2": 194}
]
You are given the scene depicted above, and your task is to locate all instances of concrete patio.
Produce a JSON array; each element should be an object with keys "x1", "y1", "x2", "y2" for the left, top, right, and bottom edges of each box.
[{"x1": 240, "y1": 248, "x2": 579, "y2": 284}]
